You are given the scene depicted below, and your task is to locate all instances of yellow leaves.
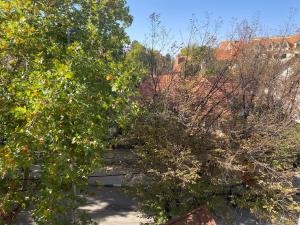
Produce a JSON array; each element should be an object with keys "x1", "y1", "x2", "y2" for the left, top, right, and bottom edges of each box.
[
  {"x1": 14, "y1": 37, "x2": 25, "y2": 45},
  {"x1": 5, "y1": 27, "x2": 13, "y2": 38},
  {"x1": 0, "y1": 2, "x2": 11, "y2": 12},
  {"x1": 262, "y1": 203, "x2": 274, "y2": 212},
  {"x1": 1, "y1": 147, "x2": 15, "y2": 167},
  {"x1": 2, "y1": 22, "x2": 35, "y2": 48},
  {"x1": 106, "y1": 74, "x2": 113, "y2": 81},
  {"x1": 3, "y1": 152, "x2": 10, "y2": 159},
  {"x1": 1, "y1": 145, "x2": 32, "y2": 166},
  {"x1": 21, "y1": 146, "x2": 29, "y2": 155},
  {"x1": 246, "y1": 162, "x2": 255, "y2": 172},
  {"x1": 39, "y1": 138, "x2": 45, "y2": 145},
  {"x1": 0, "y1": 0, "x2": 32, "y2": 12},
  {"x1": 32, "y1": 89, "x2": 38, "y2": 97},
  {"x1": 56, "y1": 63, "x2": 74, "y2": 79},
  {"x1": 66, "y1": 42, "x2": 82, "y2": 55},
  {"x1": 13, "y1": 106, "x2": 27, "y2": 117},
  {"x1": 19, "y1": 16, "x2": 26, "y2": 23},
  {"x1": 288, "y1": 203, "x2": 300, "y2": 212},
  {"x1": 65, "y1": 72, "x2": 73, "y2": 79},
  {"x1": 0, "y1": 40, "x2": 8, "y2": 49},
  {"x1": 8, "y1": 59, "x2": 16, "y2": 66}
]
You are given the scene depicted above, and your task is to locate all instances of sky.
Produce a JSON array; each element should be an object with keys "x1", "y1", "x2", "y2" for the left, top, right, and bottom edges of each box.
[{"x1": 126, "y1": 0, "x2": 300, "y2": 44}]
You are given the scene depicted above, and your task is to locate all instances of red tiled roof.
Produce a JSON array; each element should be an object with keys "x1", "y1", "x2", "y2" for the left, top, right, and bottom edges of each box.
[
  {"x1": 173, "y1": 56, "x2": 188, "y2": 73},
  {"x1": 165, "y1": 207, "x2": 217, "y2": 225},
  {"x1": 216, "y1": 34, "x2": 300, "y2": 60},
  {"x1": 139, "y1": 72, "x2": 234, "y2": 123}
]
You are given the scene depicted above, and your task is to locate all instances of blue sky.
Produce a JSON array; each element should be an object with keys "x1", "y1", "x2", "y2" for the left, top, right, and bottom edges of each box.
[{"x1": 126, "y1": 0, "x2": 300, "y2": 43}]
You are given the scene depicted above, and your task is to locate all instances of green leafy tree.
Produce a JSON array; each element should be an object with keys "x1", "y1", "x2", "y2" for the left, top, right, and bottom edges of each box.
[
  {"x1": 126, "y1": 41, "x2": 173, "y2": 77},
  {"x1": 179, "y1": 44, "x2": 216, "y2": 76},
  {"x1": 0, "y1": 0, "x2": 137, "y2": 224}
]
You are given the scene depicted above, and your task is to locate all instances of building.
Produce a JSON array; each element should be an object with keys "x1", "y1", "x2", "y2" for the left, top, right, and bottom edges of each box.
[{"x1": 216, "y1": 34, "x2": 300, "y2": 60}]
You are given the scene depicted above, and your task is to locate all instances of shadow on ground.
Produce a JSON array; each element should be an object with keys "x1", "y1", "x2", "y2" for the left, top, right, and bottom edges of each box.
[
  {"x1": 79, "y1": 186, "x2": 150, "y2": 225},
  {"x1": 16, "y1": 186, "x2": 150, "y2": 225},
  {"x1": 214, "y1": 209, "x2": 268, "y2": 225}
]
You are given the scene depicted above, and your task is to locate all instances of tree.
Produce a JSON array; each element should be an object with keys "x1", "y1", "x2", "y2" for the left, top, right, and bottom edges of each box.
[
  {"x1": 179, "y1": 44, "x2": 216, "y2": 76},
  {"x1": 127, "y1": 22, "x2": 300, "y2": 225},
  {"x1": 126, "y1": 41, "x2": 150, "y2": 77},
  {"x1": 126, "y1": 41, "x2": 173, "y2": 77},
  {"x1": 0, "y1": 0, "x2": 136, "y2": 224},
  {"x1": 126, "y1": 40, "x2": 173, "y2": 101}
]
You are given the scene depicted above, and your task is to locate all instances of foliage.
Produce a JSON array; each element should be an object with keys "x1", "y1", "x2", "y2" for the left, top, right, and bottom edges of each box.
[
  {"x1": 179, "y1": 44, "x2": 217, "y2": 76},
  {"x1": 127, "y1": 28, "x2": 300, "y2": 224},
  {"x1": 0, "y1": 0, "x2": 138, "y2": 224},
  {"x1": 126, "y1": 40, "x2": 173, "y2": 78}
]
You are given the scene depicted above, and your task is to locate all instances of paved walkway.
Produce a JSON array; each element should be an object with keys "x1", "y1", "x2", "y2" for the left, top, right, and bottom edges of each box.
[
  {"x1": 14, "y1": 154, "x2": 300, "y2": 225},
  {"x1": 14, "y1": 186, "x2": 274, "y2": 225},
  {"x1": 16, "y1": 186, "x2": 151, "y2": 225},
  {"x1": 79, "y1": 186, "x2": 151, "y2": 225}
]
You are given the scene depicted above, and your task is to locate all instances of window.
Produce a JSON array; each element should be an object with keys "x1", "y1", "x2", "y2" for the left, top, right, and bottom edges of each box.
[
  {"x1": 281, "y1": 54, "x2": 287, "y2": 59},
  {"x1": 268, "y1": 44, "x2": 273, "y2": 50},
  {"x1": 178, "y1": 57, "x2": 186, "y2": 64},
  {"x1": 282, "y1": 42, "x2": 289, "y2": 49}
]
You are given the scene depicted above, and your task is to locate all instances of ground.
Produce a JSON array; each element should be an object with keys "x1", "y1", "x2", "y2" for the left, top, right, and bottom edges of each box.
[
  {"x1": 80, "y1": 186, "x2": 151, "y2": 225},
  {"x1": 14, "y1": 185, "x2": 282, "y2": 225},
  {"x1": 14, "y1": 152, "x2": 299, "y2": 225},
  {"x1": 16, "y1": 186, "x2": 151, "y2": 225}
]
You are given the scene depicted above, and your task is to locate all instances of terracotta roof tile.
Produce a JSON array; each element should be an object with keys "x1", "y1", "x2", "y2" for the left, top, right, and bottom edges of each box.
[
  {"x1": 165, "y1": 207, "x2": 217, "y2": 225},
  {"x1": 216, "y1": 34, "x2": 300, "y2": 60}
]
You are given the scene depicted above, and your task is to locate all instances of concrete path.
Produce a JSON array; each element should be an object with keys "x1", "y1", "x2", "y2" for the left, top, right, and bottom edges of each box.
[
  {"x1": 14, "y1": 153, "x2": 300, "y2": 225},
  {"x1": 79, "y1": 186, "x2": 151, "y2": 225},
  {"x1": 14, "y1": 186, "x2": 275, "y2": 225},
  {"x1": 16, "y1": 186, "x2": 151, "y2": 225}
]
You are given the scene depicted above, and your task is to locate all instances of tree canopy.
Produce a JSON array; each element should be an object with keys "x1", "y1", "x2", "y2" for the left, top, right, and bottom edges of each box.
[
  {"x1": 126, "y1": 28, "x2": 300, "y2": 225},
  {"x1": 0, "y1": 0, "x2": 138, "y2": 224}
]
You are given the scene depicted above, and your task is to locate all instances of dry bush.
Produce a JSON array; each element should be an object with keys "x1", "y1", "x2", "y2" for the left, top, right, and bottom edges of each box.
[{"x1": 127, "y1": 18, "x2": 300, "y2": 224}]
